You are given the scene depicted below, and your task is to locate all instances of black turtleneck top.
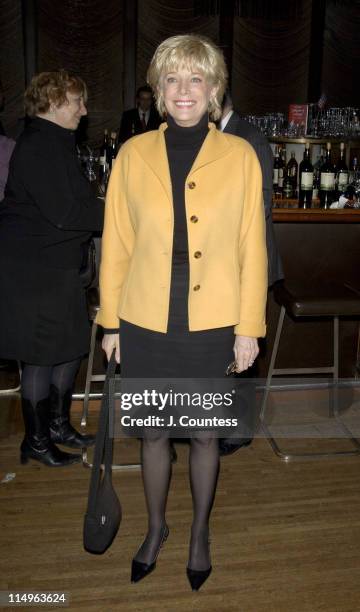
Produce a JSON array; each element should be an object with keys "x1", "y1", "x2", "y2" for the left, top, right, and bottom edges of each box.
[{"x1": 164, "y1": 113, "x2": 208, "y2": 264}]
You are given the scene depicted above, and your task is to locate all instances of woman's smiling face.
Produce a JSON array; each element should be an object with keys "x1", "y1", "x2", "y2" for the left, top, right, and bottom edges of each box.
[{"x1": 160, "y1": 65, "x2": 216, "y2": 127}]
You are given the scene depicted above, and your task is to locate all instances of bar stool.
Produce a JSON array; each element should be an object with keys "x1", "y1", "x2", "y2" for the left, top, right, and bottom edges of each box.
[
  {"x1": 80, "y1": 286, "x2": 140, "y2": 471},
  {"x1": 260, "y1": 281, "x2": 360, "y2": 461},
  {"x1": 81, "y1": 287, "x2": 103, "y2": 428},
  {"x1": 72, "y1": 236, "x2": 103, "y2": 418}
]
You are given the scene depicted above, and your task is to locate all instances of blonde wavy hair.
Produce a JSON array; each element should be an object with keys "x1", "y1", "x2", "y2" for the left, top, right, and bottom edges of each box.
[
  {"x1": 147, "y1": 34, "x2": 228, "y2": 121},
  {"x1": 24, "y1": 69, "x2": 87, "y2": 117}
]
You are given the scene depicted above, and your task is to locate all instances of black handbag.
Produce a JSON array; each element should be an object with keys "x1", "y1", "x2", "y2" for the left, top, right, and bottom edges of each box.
[
  {"x1": 83, "y1": 351, "x2": 122, "y2": 554},
  {"x1": 79, "y1": 238, "x2": 96, "y2": 288}
]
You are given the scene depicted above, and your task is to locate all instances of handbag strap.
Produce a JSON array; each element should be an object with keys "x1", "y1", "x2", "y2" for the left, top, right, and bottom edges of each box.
[
  {"x1": 103, "y1": 370, "x2": 117, "y2": 476},
  {"x1": 86, "y1": 350, "x2": 117, "y2": 515}
]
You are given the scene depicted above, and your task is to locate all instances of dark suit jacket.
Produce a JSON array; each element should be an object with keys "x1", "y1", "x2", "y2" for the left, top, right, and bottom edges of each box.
[
  {"x1": 118, "y1": 107, "x2": 162, "y2": 144},
  {"x1": 223, "y1": 111, "x2": 283, "y2": 286}
]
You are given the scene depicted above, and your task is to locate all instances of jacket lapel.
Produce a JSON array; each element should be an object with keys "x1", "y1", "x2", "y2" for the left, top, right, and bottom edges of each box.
[
  {"x1": 189, "y1": 123, "x2": 233, "y2": 175},
  {"x1": 131, "y1": 122, "x2": 233, "y2": 201},
  {"x1": 131, "y1": 123, "x2": 172, "y2": 203}
]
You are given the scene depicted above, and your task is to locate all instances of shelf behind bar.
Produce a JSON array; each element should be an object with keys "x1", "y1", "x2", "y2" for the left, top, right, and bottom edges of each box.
[
  {"x1": 273, "y1": 198, "x2": 320, "y2": 207},
  {"x1": 272, "y1": 207, "x2": 360, "y2": 223},
  {"x1": 269, "y1": 137, "x2": 360, "y2": 145}
]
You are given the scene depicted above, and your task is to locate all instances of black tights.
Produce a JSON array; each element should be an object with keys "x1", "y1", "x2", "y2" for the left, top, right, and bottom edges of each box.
[
  {"x1": 134, "y1": 432, "x2": 219, "y2": 571},
  {"x1": 21, "y1": 358, "x2": 81, "y2": 405}
]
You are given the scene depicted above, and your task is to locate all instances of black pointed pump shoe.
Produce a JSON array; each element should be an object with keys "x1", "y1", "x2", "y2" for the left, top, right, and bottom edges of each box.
[
  {"x1": 131, "y1": 524, "x2": 169, "y2": 583},
  {"x1": 186, "y1": 565, "x2": 212, "y2": 591},
  {"x1": 187, "y1": 530, "x2": 212, "y2": 591}
]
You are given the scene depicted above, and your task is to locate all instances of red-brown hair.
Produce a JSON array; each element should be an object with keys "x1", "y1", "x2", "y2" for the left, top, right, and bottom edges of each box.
[{"x1": 24, "y1": 69, "x2": 87, "y2": 117}]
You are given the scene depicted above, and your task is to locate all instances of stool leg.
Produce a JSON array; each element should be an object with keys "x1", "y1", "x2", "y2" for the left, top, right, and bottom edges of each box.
[
  {"x1": 80, "y1": 323, "x2": 141, "y2": 471},
  {"x1": 264, "y1": 312, "x2": 360, "y2": 460},
  {"x1": 82, "y1": 445, "x2": 141, "y2": 471},
  {"x1": 260, "y1": 305, "x2": 285, "y2": 421},
  {"x1": 332, "y1": 316, "x2": 360, "y2": 451},
  {"x1": 356, "y1": 324, "x2": 360, "y2": 379},
  {"x1": 329, "y1": 316, "x2": 339, "y2": 419},
  {"x1": 260, "y1": 305, "x2": 299, "y2": 461},
  {"x1": 81, "y1": 321, "x2": 98, "y2": 427}
]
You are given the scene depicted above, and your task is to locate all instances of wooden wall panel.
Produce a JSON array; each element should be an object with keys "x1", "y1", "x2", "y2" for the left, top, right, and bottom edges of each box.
[
  {"x1": 37, "y1": 0, "x2": 124, "y2": 145},
  {"x1": 322, "y1": 1, "x2": 360, "y2": 107},
  {"x1": 0, "y1": 0, "x2": 25, "y2": 138},
  {"x1": 232, "y1": 0, "x2": 312, "y2": 115}
]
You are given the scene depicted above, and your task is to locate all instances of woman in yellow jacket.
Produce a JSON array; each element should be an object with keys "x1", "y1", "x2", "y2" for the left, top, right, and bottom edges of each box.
[{"x1": 98, "y1": 34, "x2": 267, "y2": 591}]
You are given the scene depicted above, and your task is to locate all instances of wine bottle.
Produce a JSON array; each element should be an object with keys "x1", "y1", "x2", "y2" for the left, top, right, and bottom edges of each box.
[
  {"x1": 312, "y1": 173, "x2": 320, "y2": 201},
  {"x1": 283, "y1": 147, "x2": 294, "y2": 200},
  {"x1": 322, "y1": 193, "x2": 330, "y2": 210},
  {"x1": 349, "y1": 157, "x2": 358, "y2": 185},
  {"x1": 107, "y1": 131, "x2": 118, "y2": 171},
  {"x1": 277, "y1": 147, "x2": 285, "y2": 196},
  {"x1": 98, "y1": 153, "x2": 108, "y2": 190},
  {"x1": 312, "y1": 147, "x2": 324, "y2": 200},
  {"x1": 100, "y1": 129, "x2": 109, "y2": 159},
  {"x1": 319, "y1": 142, "x2": 335, "y2": 208},
  {"x1": 273, "y1": 145, "x2": 280, "y2": 195},
  {"x1": 287, "y1": 151, "x2": 298, "y2": 196},
  {"x1": 298, "y1": 142, "x2": 313, "y2": 208},
  {"x1": 98, "y1": 129, "x2": 109, "y2": 185},
  {"x1": 283, "y1": 173, "x2": 293, "y2": 199},
  {"x1": 335, "y1": 142, "x2": 348, "y2": 197}
]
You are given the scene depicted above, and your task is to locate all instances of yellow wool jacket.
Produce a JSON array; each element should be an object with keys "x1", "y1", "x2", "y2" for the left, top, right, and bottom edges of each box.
[{"x1": 96, "y1": 122, "x2": 268, "y2": 337}]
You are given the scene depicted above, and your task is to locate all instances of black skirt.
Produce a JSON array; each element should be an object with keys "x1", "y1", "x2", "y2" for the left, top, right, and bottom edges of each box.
[
  {"x1": 118, "y1": 263, "x2": 237, "y2": 437},
  {"x1": 0, "y1": 257, "x2": 90, "y2": 365},
  {"x1": 120, "y1": 262, "x2": 235, "y2": 378}
]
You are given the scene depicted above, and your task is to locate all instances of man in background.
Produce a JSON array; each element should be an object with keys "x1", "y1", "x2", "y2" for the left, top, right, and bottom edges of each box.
[
  {"x1": 220, "y1": 90, "x2": 283, "y2": 289},
  {"x1": 219, "y1": 90, "x2": 284, "y2": 457},
  {"x1": 118, "y1": 85, "x2": 161, "y2": 144}
]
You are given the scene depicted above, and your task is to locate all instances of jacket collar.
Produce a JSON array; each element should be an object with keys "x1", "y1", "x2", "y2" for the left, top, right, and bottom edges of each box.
[
  {"x1": 30, "y1": 116, "x2": 76, "y2": 139},
  {"x1": 223, "y1": 111, "x2": 239, "y2": 133},
  {"x1": 130, "y1": 122, "x2": 233, "y2": 202}
]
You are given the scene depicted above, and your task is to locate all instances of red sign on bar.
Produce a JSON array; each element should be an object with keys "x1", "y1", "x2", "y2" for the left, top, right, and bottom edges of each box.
[{"x1": 288, "y1": 104, "x2": 309, "y2": 134}]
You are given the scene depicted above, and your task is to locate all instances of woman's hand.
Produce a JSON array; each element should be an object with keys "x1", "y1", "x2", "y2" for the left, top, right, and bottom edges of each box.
[
  {"x1": 233, "y1": 335, "x2": 259, "y2": 373},
  {"x1": 101, "y1": 333, "x2": 120, "y2": 364}
]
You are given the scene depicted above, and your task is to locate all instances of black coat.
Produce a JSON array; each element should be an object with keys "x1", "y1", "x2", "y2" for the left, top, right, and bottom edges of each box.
[
  {"x1": 118, "y1": 107, "x2": 162, "y2": 144},
  {"x1": 223, "y1": 111, "x2": 284, "y2": 286},
  {"x1": 0, "y1": 117, "x2": 104, "y2": 365}
]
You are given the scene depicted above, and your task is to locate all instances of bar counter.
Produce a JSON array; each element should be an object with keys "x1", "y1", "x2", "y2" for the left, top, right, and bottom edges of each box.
[{"x1": 258, "y1": 207, "x2": 360, "y2": 377}]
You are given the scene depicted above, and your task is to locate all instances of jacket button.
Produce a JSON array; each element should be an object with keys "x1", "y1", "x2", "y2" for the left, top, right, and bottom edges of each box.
[
  {"x1": 190, "y1": 215, "x2": 198, "y2": 223},
  {"x1": 194, "y1": 251, "x2": 202, "y2": 258},
  {"x1": 188, "y1": 181, "x2": 196, "y2": 189},
  {"x1": 193, "y1": 284, "x2": 200, "y2": 291}
]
